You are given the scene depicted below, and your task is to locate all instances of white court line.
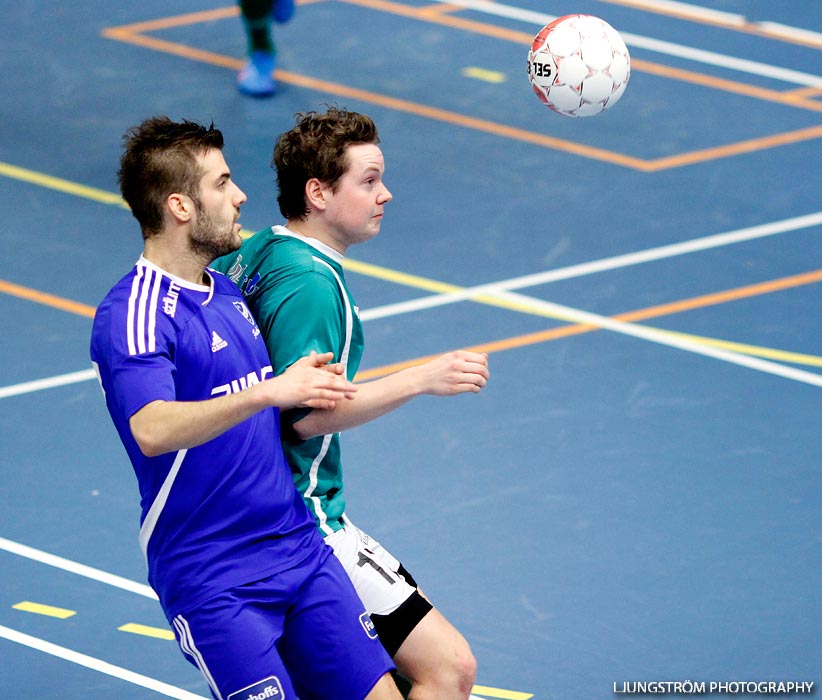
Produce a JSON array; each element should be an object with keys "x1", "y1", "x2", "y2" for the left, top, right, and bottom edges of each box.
[
  {"x1": 0, "y1": 626, "x2": 487, "y2": 700},
  {"x1": 0, "y1": 536, "x2": 157, "y2": 599},
  {"x1": 360, "y1": 212, "x2": 822, "y2": 321},
  {"x1": 494, "y1": 288, "x2": 822, "y2": 387},
  {"x1": 756, "y1": 21, "x2": 822, "y2": 45},
  {"x1": 0, "y1": 625, "x2": 209, "y2": 700},
  {"x1": 0, "y1": 538, "x2": 489, "y2": 700},
  {"x1": 0, "y1": 213, "x2": 819, "y2": 398},
  {"x1": 602, "y1": 0, "x2": 822, "y2": 44},
  {"x1": 608, "y1": 0, "x2": 746, "y2": 26},
  {"x1": 445, "y1": 0, "x2": 822, "y2": 88},
  {"x1": 0, "y1": 368, "x2": 97, "y2": 399}
]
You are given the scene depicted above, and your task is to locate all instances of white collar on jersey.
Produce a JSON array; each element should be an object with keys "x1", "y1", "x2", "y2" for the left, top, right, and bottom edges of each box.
[
  {"x1": 271, "y1": 225, "x2": 344, "y2": 265},
  {"x1": 137, "y1": 255, "x2": 215, "y2": 304}
]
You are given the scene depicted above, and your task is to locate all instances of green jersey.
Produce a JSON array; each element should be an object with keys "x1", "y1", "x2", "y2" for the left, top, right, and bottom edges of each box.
[{"x1": 212, "y1": 226, "x2": 364, "y2": 536}]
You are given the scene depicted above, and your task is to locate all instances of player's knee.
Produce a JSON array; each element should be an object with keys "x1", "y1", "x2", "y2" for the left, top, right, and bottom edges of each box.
[
  {"x1": 427, "y1": 638, "x2": 476, "y2": 697},
  {"x1": 451, "y1": 643, "x2": 477, "y2": 696}
]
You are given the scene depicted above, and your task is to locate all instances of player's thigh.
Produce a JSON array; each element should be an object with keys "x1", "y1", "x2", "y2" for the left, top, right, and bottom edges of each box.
[
  {"x1": 327, "y1": 519, "x2": 416, "y2": 616},
  {"x1": 327, "y1": 519, "x2": 434, "y2": 657},
  {"x1": 171, "y1": 588, "x2": 295, "y2": 700},
  {"x1": 280, "y1": 548, "x2": 395, "y2": 700}
]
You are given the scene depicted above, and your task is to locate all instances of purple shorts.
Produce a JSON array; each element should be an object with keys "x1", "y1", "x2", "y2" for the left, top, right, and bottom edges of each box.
[{"x1": 170, "y1": 545, "x2": 394, "y2": 700}]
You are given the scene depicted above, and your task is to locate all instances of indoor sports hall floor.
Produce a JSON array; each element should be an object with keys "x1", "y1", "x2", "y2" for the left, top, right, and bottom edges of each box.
[{"x1": 1, "y1": 1, "x2": 820, "y2": 698}]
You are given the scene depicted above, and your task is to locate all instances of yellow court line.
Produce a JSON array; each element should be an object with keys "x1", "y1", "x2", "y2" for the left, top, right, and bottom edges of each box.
[
  {"x1": 343, "y1": 257, "x2": 464, "y2": 295},
  {"x1": 472, "y1": 686, "x2": 534, "y2": 700},
  {"x1": 658, "y1": 331, "x2": 822, "y2": 367},
  {"x1": 118, "y1": 623, "x2": 176, "y2": 640},
  {"x1": 462, "y1": 66, "x2": 508, "y2": 83},
  {"x1": 353, "y1": 269, "x2": 822, "y2": 379},
  {"x1": 13, "y1": 601, "x2": 76, "y2": 619},
  {"x1": 258, "y1": 235, "x2": 539, "y2": 313},
  {"x1": 99, "y1": 5, "x2": 822, "y2": 172},
  {"x1": 0, "y1": 162, "x2": 128, "y2": 208},
  {"x1": 1, "y1": 164, "x2": 818, "y2": 371}
]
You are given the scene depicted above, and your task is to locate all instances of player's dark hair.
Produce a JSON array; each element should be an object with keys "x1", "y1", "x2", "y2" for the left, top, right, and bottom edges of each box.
[
  {"x1": 118, "y1": 116, "x2": 224, "y2": 238},
  {"x1": 273, "y1": 108, "x2": 380, "y2": 220}
]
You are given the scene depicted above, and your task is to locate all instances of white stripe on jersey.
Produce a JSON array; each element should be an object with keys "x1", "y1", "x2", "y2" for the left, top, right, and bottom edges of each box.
[
  {"x1": 127, "y1": 263, "x2": 164, "y2": 356},
  {"x1": 139, "y1": 448, "x2": 188, "y2": 561},
  {"x1": 304, "y1": 433, "x2": 334, "y2": 536},
  {"x1": 126, "y1": 265, "x2": 143, "y2": 356},
  {"x1": 136, "y1": 266, "x2": 152, "y2": 354},
  {"x1": 173, "y1": 614, "x2": 222, "y2": 700},
  {"x1": 305, "y1": 256, "x2": 354, "y2": 535},
  {"x1": 312, "y1": 257, "x2": 353, "y2": 366},
  {"x1": 147, "y1": 267, "x2": 163, "y2": 352}
]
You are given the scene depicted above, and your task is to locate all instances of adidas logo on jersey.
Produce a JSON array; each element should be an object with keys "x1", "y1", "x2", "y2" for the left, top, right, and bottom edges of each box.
[{"x1": 211, "y1": 331, "x2": 228, "y2": 352}]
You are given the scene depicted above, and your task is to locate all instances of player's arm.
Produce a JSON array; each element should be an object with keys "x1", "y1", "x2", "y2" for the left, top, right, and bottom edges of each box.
[
  {"x1": 130, "y1": 352, "x2": 355, "y2": 457},
  {"x1": 292, "y1": 350, "x2": 490, "y2": 440}
]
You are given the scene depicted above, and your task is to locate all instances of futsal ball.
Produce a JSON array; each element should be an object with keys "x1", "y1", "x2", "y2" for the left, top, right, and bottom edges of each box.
[{"x1": 527, "y1": 14, "x2": 631, "y2": 117}]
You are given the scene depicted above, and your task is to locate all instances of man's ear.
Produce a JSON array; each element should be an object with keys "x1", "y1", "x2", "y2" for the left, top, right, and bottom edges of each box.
[
  {"x1": 166, "y1": 193, "x2": 195, "y2": 224},
  {"x1": 305, "y1": 178, "x2": 328, "y2": 211}
]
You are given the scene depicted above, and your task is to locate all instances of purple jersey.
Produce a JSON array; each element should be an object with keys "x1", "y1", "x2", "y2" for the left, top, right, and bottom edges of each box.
[{"x1": 90, "y1": 257, "x2": 322, "y2": 618}]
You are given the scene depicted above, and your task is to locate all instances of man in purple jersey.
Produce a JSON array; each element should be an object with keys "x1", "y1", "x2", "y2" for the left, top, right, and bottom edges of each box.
[{"x1": 90, "y1": 116, "x2": 402, "y2": 700}]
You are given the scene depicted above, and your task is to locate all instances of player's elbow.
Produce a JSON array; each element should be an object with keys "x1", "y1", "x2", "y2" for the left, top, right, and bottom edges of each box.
[
  {"x1": 291, "y1": 411, "x2": 331, "y2": 441},
  {"x1": 291, "y1": 419, "x2": 318, "y2": 441},
  {"x1": 131, "y1": 429, "x2": 167, "y2": 457},
  {"x1": 137, "y1": 441, "x2": 166, "y2": 458},
  {"x1": 129, "y1": 403, "x2": 171, "y2": 457}
]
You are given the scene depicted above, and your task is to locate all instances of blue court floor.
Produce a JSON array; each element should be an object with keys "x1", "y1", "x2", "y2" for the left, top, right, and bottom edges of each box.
[{"x1": 1, "y1": 1, "x2": 820, "y2": 698}]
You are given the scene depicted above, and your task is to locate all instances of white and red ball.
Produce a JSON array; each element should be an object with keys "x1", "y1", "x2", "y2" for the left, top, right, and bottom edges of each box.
[{"x1": 527, "y1": 14, "x2": 631, "y2": 117}]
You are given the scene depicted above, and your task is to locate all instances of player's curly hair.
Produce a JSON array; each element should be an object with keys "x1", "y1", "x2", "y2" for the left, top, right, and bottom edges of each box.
[
  {"x1": 118, "y1": 116, "x2": 224, "y2": 238},
  {"x1": 273, "y1": 107, "x2": 380, "y2": 220}
]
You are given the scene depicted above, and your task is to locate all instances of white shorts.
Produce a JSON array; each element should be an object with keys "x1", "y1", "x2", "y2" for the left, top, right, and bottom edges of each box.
[{"x1": 325, "y1": 515, "x2": 416, "y2": 617}]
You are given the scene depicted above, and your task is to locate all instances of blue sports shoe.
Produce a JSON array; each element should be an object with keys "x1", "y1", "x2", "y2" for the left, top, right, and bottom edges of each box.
[
  {"x1": 237, "y1": 51, "x2": 275, "y2": 97},
  {"x1": 273, "y1": 0, "x2": 295, "y2": 24}
]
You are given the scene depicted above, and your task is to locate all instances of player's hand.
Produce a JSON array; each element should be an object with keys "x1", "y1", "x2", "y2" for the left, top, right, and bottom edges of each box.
[
  {"x1": 419, "y1": 350, "x2": 490, "y2": 396},
  {"x1": 272, "y1": 351, "x2": 358, "y2": 410},
  {"x1": 305, "y1": 350, "x2": 352, "y2": 385}
]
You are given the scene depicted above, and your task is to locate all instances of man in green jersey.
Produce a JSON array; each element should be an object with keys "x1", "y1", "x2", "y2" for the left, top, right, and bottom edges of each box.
[{"x1": 212, "y1": 108, "x2": 490, "y2": 700}]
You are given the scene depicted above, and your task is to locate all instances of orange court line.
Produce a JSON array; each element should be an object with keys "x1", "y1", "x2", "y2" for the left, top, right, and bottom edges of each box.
[
  {"x1": 643, "y1": 124, "x2": 822, "y2": 171},
  {"x1": 0, "y1": 279, "x2": 96, "y2": 318},
  {"x1": 101, "y1": 4, "x2": 822, "y2": 171},
  {"x1": 101, "y1": 6, "x2": 239, "y2": 34},
  {"x1": 785, "y1": 86, "x2": 822, "y2": 99},
  {"x1": 354, "y1": 269, "x2": 822, "y2": 380},
  {"x1": 613, "y1": 269, "x2": 822, "y2": 322},
  {"x1": 277, "y1": 69, "x2": 652, "y2": 168},
  {"x1": 102, "y1": 28, "x2": 245, "y2": 71},
  {"x1": 629, "y1": 58, "x2": 822, "y2": 113},
  {"x1": 269, "y1": 68, "x2": 821, "y2": 171},
  {"x1": 102, "y1": 0, "x2": 822, "y2": 172},
  {"x1": 2, "y1": 271, "x2": 819, "y2": 375},
  {"x1": 340, "y1": 0, "x2": 822, "y2": 113}
]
